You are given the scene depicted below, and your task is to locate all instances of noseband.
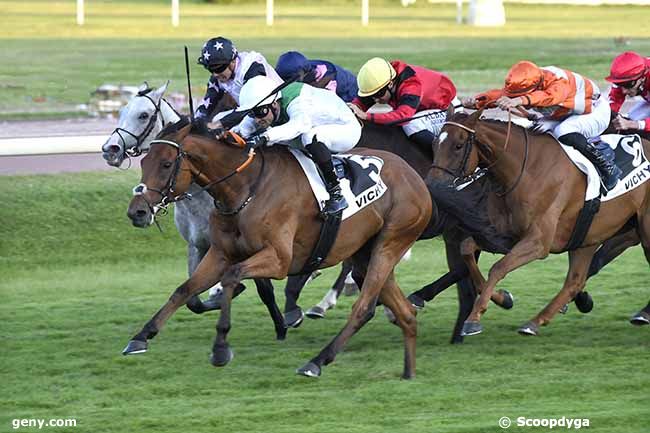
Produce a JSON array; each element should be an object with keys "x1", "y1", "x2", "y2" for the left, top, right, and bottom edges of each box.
[
  {"x1": 132, "y1": 139, "x2": 191, "y2": 217},
  {"x1": 132, "y1": 135, "x2": 263, "y2": 219}
]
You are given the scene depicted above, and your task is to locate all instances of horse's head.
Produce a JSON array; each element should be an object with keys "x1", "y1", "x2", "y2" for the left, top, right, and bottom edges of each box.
[
  {"x1": 429, "y1": 110, "x2": 483, "y2": 187},
  {"x1": 102, "y1": 82, "x2": 172, "y2": 167},
  {"x1": 127, "y1": 120, "x2": 196, "y2": 228}
]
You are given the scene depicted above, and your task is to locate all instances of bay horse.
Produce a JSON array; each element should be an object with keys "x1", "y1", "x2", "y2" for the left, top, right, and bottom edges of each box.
[
  {"x1": 101, "y1": 83, "x2": 287, "y2": 340},
  {"x1": 429, "y1": 110, "x2": 650, "y2": 336},
  {"x1": 122, "y1": 118, "x2": 432, "y2": 379}
]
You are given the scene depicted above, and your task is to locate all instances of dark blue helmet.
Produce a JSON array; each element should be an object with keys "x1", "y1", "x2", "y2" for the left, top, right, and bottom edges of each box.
[
  {"x1": 275, "y1": 51, "x2": 309, "y2": 81},
  {"x1": 198, "y1": 37, "x2": 237, "y2": 70}
]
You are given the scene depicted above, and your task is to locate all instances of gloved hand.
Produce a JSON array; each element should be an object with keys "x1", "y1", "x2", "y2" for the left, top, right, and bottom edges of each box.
[{"x1": 245, "y1": 134, "x2": 268, "y2": 149}]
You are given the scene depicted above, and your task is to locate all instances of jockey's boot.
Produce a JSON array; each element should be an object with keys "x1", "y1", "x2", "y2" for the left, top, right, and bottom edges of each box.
[
  {"x1": 306, "y1": 139, "x2": 348, "y2": 216},
  {"x1": 559, "y1": 132, "x2": 622, "y2": 190}
]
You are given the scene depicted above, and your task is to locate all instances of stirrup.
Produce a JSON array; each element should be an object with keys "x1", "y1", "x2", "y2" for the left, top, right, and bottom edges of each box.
[{"x1": 322, "y1": 196, "x2": 348, "y2": 216}]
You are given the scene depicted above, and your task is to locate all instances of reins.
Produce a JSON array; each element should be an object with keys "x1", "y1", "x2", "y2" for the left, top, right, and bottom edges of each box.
[
  {"x1": 134, "y1": 130, "x2": 262, "y2": 221},
  {"x1": 438, "y1": 114, "x2": 529, "y2": 196}
]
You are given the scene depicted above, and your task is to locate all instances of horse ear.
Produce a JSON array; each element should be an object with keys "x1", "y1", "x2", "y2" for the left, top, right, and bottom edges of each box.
[
  {"x1": 466, "y1": 109, "x2": 484, "y2": 128},
  {"x1": 150, "y1": 81, "x2": 169, "y2": 103}
]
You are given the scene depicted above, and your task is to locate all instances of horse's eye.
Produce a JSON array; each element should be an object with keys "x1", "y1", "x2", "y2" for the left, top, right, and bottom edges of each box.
[
  {"x1": 162, "y1": 161, "x2": 173, "y2": 169},
  {"x1": 139, "y1": 112, "x2": 149, "y2": 120},
  {"x1": 455, "y1": 141, "x2": 464, "y2": 150}
]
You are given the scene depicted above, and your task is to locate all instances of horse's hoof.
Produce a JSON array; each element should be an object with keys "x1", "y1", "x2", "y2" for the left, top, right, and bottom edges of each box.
[
  {"x1": 407, "y1": 294, "x2": 425, "y2": 310},
  {"x1": 574, "y1": 291, "x2": 594, "y2": 313},
  {"x1": 629, "y1": 311, "x2": 650, "y2": 326},
  {"x1": 122, "y1": 339, "x2": 148, "y2": 355},
  {"x1": 461, "y1": 321, "x2": 482, "y2": 336},
  {"x1": 275, "y1": 326, "x2": 288, "y2": 341},
  {"x1": 558, "y1": 304, "x2": 569, "y2": 314},
  {"x1": 210, "y1": 345, "x2": 234, "y2": 367},
  {"x1": 518, "y1": 321, "x2": 539, "y2": 336},
  {"x1": 498, "y1": 290, "x2": 514, "y2": 310},
  {"x1": 296, "y1": 361, "x2": 321, "y2": 378},
  {"x1": 305, "y1": 306, "x2": 326, "y2": 319},
  {"x1": 284, "y1": 308, "x2": 304, "y2": 328}
]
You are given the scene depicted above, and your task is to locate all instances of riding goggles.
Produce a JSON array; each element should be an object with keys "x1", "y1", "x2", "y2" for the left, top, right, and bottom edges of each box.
[
  {"x1": 207, "y1": 62, "x2": 230, "y2": 74},
  {"x1": 249, "y1": 105, "x2": 272, "y2": 119}
]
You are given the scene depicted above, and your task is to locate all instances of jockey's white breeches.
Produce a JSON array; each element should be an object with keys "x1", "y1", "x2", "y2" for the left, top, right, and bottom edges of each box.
[
  {"x1": 401, "y1": 97, "x2": 461, "y2": 138},
  {"x1": 300, "y1": 118, "x2": 362, "y2": 153},
  {"x1": 550, "y1": 94, "x2": 611, "y2": 139}
]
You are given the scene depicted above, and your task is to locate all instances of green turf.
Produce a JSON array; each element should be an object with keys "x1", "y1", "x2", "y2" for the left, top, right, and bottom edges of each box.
[
  {"x1": 0, "y1": 168, "x2": 648, "y2": 433},
  {"x1": 1, "y1": 1, "x2": 649, "y2": 116}
]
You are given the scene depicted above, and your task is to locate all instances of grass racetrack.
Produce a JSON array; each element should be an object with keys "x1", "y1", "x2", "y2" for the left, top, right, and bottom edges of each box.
[
  {"x1": 0, "y1": 167, "x2": 648, "y2": 433},
  {"x1": 1, "y1": 1, "x2": 649, "y2": 432}
]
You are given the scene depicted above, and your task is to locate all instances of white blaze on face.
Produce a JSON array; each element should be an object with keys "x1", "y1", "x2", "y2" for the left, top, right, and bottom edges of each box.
[{"x1": 438, "y1": 131, "x2": 448, "y2": 144}]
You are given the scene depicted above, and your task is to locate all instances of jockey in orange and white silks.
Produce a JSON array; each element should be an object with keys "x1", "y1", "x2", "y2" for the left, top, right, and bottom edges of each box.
[
  {"x1": 606, "y1": 51, "x2": 650, "y2": 134},
  {"x1": 233, "y1": 76, "x2": 362, "y2": 216},
  {"x1": 464, "y1": 60, "x2": 621, "y2": 190},
  {"x1": 195, "y1": 36, "x2": 282, "y2": 128}
]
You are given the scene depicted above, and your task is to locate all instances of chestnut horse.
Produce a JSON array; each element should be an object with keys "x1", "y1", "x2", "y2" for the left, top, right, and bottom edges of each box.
[
  {"x1": 430, "y1": 110, "x2": 650, "y2": 336},
  {"x1": 122, "y1": 118, "x2": 431, "y2": 379}
]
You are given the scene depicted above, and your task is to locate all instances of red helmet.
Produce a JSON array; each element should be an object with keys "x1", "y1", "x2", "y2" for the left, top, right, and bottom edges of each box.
[
  {"x1": 503, "y1": 61, "x2": 544, "y2": 97},
  {"x1": 606, "y1": 51, "x2": 647, "y2": 83}
]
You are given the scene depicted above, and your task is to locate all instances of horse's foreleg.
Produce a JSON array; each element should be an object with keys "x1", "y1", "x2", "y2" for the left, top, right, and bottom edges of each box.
[
  {"x1": 460, "y1": 238, "x2": 513, "y2": 310},
  {"x1": 283, "y1": 274, "x2": 311, "y2": 328},
  {"x1": 254, "y1": 279, "x2": 287, "y2": 340},
  {"x1": 463, "y1": 227, "x2": 548, "y2": 336},
  {"x1": 519, "y1": 245, "x2": 598, "y2": 335},
  {"x1": 122, "y1": 246, "x2": 226, "y2": 356},
  {"x1": 210, "y1": 246, "x2": 290, "y2": 367}
]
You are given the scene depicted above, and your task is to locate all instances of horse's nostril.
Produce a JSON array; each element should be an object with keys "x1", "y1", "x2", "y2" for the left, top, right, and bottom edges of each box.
[
  {"x1": 107, "y1": 144, "x2": 122, "y2": 154},
  {"x1": 136, "y1": 210, "x2": 147, "y2": 218}
]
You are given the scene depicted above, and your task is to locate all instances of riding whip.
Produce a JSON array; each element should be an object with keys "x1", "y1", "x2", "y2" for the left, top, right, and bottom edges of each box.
[{"x1": 184, "y1": 46, "x2": 195, "y2": 121}]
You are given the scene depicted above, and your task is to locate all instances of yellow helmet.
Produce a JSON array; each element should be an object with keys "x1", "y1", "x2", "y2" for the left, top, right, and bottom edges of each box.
[{"x1": 357, "y1": 57, "x2": 396, "y2": 97}]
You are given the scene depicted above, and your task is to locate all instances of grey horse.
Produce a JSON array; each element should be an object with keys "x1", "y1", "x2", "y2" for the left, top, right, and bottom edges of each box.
[{"x1": 101, "y1": 82, "x2": 287, "y2": 338}]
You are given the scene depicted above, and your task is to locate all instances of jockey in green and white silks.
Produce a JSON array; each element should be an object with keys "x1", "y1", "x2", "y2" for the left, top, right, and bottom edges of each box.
[{"x1": 234, "y1": 76, "x2": 362, "y2": 215}]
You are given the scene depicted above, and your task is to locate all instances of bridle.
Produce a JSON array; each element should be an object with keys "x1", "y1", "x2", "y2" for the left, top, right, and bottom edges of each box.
[
  {"x1": 432, "y1": 117, "x2": 529, "y2": 196},
  {"x1": 430, "y1": 122, "x2": 485, "y2": 189},
  {"x1": 132, "y1": 133, "x2": 262, "y2": 224},
  {"x1": 111, "y1": 93, "x2": 171, "y2": 158}
]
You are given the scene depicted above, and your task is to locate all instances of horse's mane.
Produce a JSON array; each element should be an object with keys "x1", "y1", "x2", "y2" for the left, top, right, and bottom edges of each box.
[{"x1": 158, "y1": 115, "x2": 191, "y2": 138}]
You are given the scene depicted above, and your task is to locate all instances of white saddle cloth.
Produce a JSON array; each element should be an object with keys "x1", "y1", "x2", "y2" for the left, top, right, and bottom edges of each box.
[
  {"x1": 558, "y1": 134, "x2": 650, "y2": 202},
  {"x1": 288, "y1": 148, "x2": 387, "y2": 220}
]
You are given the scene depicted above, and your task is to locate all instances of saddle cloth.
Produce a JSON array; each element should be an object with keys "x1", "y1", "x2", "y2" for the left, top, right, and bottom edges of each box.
[
  {"x1": 559, "y1": 134, "x2": 650, "y2": 202},
  {"x1": 288, "y1": 148, "x2": 387, "y2": 220}
]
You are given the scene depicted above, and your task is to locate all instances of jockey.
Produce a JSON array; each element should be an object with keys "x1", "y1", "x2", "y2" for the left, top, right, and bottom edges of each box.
[
  {"x1": 348, "y1": 57, "x2": 458, "y2": 155},
  {"x1": 196, "y1": 36, "x2": 282, "y2": 129},
  {"x1": 234, "y1": 76, "x2": 362, "y2": 216},
  {"x1": 275, "y1": 51, "x2": 358, "y2": 102},
  {"x1": 606, "y1": 51, "x2": 650, "y2": 135},
  {"x1": 463, "y1": 60, "x2": 621, "y2": 190}
]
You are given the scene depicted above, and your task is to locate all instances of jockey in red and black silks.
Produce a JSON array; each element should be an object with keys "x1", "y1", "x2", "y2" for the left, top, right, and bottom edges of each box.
[{"x1": 349, "y1": 57, "x2": 458, "y2": 155}]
